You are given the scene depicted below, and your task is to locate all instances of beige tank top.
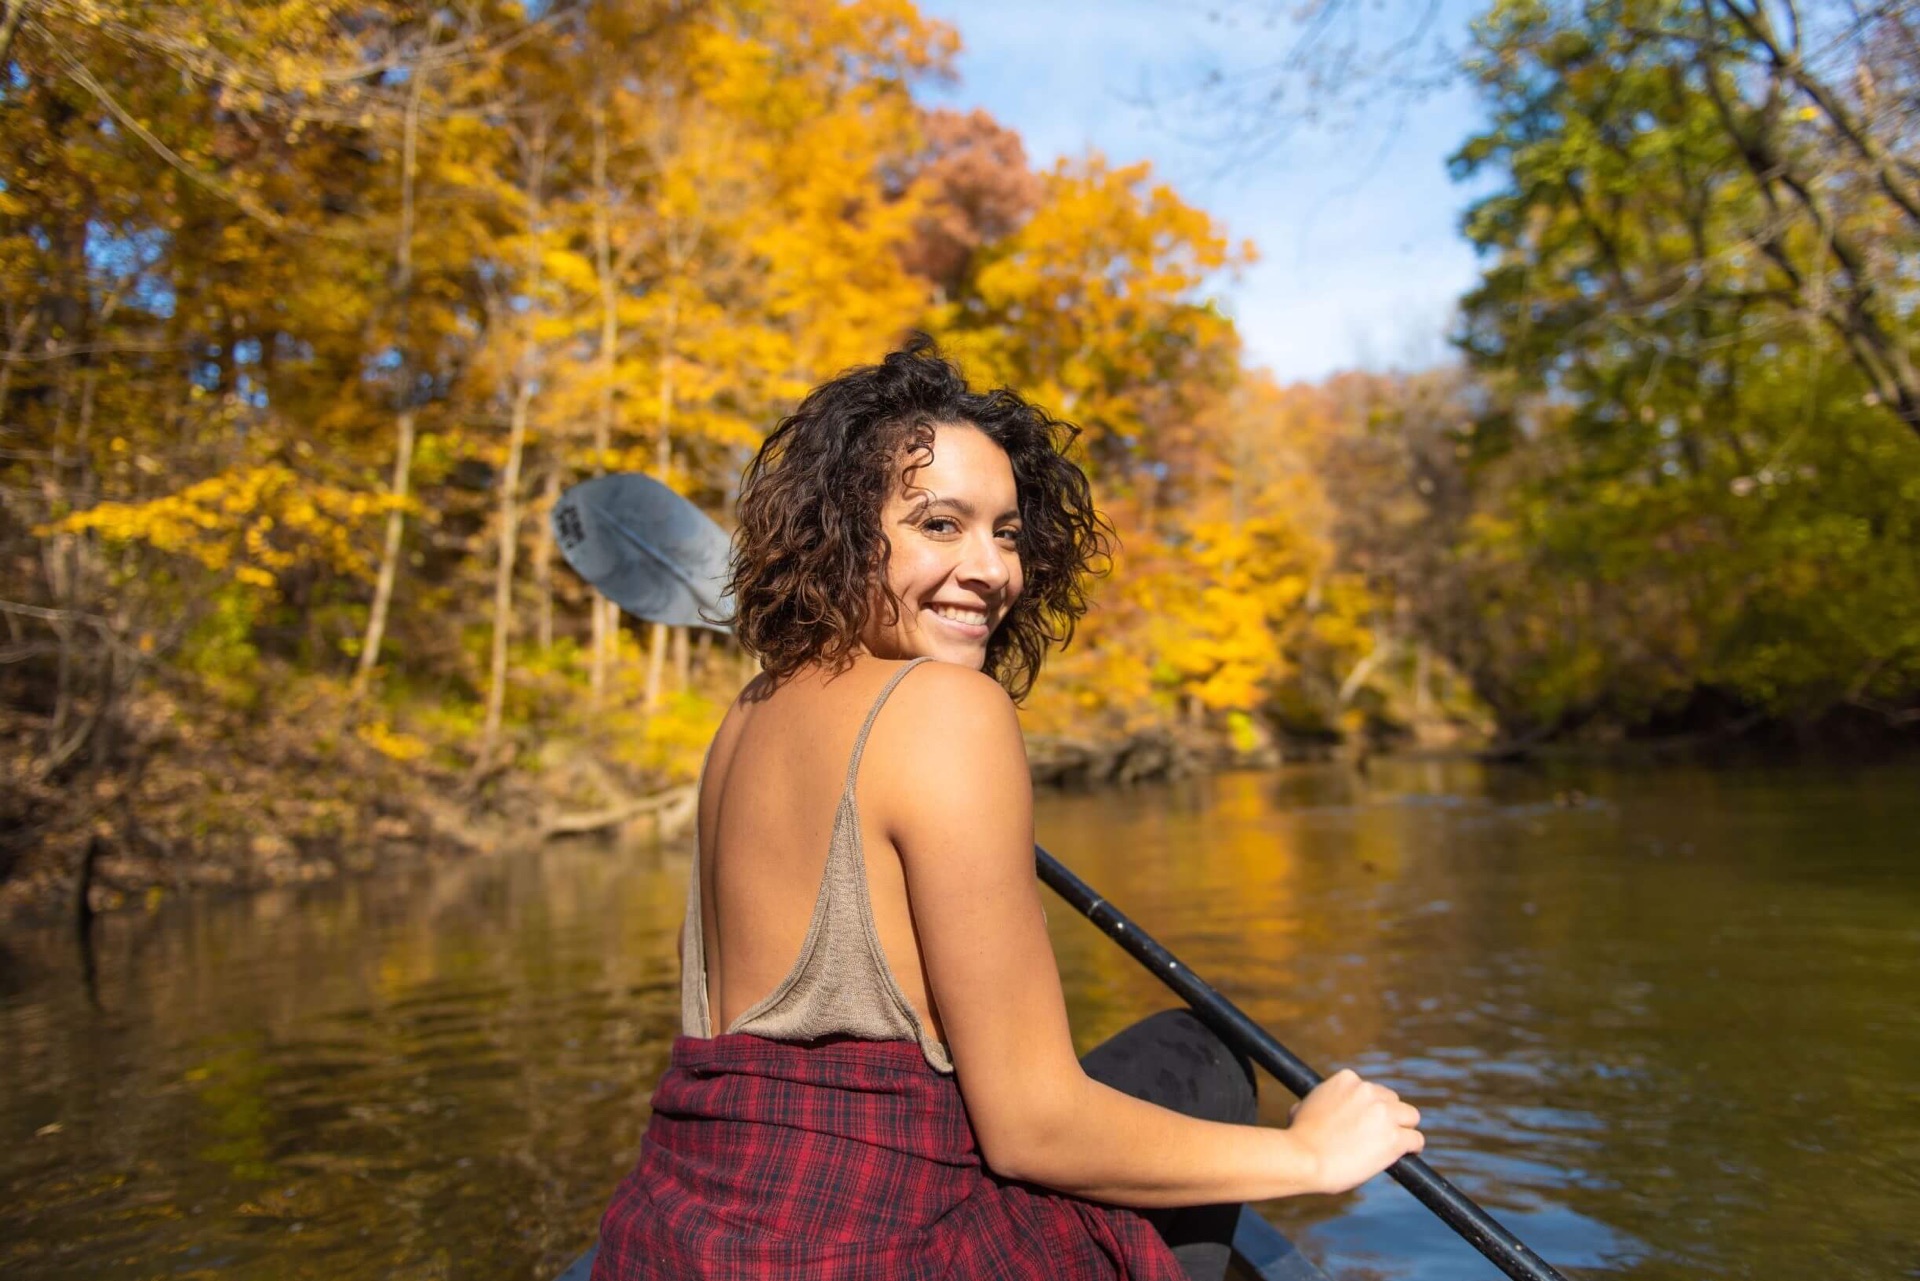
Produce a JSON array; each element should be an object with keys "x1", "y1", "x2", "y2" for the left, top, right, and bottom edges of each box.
[{"x1": 680, "y1": 657, "x2": 953, "y2": 1073}]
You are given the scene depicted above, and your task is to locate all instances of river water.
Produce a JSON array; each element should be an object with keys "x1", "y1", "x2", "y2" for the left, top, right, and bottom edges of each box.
[{"x1": 3, "y1": 760, "x2": 1915, "y2": 1280}]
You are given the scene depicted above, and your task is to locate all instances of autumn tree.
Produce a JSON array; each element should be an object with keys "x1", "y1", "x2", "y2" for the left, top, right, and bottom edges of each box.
[
  {"x1": 2, "y1": 0, "x2": 410, "y2": 772},
  {"x1": 897, "y1": 108, "x2": 1041, "y2": 301},
  {"x1": 933, "y1": 154, "x2": 1250, "y2": 497}
]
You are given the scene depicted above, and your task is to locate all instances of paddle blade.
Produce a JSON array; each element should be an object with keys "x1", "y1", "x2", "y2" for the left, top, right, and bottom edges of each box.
[{"x1": 552, "y1": 473, "x2": 735, "y2": 633}]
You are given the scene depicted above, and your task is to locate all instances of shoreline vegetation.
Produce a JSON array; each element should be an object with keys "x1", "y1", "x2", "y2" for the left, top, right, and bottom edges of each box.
[{"x1": 5, "y1": 2, "x2": 1917, "y2": 922}]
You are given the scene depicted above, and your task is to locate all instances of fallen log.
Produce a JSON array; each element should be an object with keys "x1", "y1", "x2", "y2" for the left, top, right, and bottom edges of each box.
[{"x1": 541, "y1": 784, "x2": 696, "y2": 839}]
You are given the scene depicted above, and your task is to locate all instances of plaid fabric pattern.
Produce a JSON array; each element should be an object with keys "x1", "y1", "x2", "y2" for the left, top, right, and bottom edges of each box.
[{"x1": 592, "y1": 1034, "x2": 1186, "y2": 1280}]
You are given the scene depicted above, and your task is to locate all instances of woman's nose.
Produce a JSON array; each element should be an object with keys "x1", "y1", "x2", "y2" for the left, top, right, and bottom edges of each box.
[{"x1": 957, "y1": 530, "x2": 1011, "y2": 589}]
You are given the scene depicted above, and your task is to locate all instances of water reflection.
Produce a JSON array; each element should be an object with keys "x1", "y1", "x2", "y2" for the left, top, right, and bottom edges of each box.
[{"x1": 2, "y1": 760, "x2": 1915, "y2": 1280}]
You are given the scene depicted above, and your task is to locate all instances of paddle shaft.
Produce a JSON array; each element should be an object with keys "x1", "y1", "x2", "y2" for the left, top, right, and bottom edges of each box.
[{"x1": 1035, "y1": 845, "x2": 1570, "y2": 1281}]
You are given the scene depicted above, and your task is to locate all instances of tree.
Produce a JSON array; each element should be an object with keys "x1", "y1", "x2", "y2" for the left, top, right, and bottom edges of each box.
[
  {"x1": 898, "y1": 108, "x2": 1041, "y2": 301},
  {"x1": 1456, "y1": 0, "x2": 1920, "y2": 440},
  {"x1": 933, "y1": 154, "x2": 1250, "y2": 498},
  {"x1": 1440, "y1": 0, "x2": 1920, "y2": 730}
]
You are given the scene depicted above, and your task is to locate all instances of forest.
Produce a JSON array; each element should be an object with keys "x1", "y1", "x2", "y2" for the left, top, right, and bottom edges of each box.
[{"x1": 3, "y1": 0, "x2": 1917, "y2": 910}]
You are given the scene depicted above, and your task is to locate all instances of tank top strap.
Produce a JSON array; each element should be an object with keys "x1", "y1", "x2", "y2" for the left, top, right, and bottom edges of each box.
[
  {"x1": 679, "y1": 736, "x2": 719, "y2": 1040},
  {"x1": 840, "y1": 657, "x2": 933, "y2": 797}
]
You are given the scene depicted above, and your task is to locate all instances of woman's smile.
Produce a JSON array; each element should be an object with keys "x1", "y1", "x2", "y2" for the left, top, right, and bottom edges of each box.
[
  {"x1": 926, "y1": 601, "x2": 992, "y2": 637},
  {"x1": 928, "y1": 603, "x2": 989, "y2": 627}
]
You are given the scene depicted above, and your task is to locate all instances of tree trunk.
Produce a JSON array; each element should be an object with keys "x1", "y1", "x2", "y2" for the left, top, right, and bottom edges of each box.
[
  {"x1": 643, "y1": 305, "x2": 679, "y2": 715},
  {"x1": 353, "y1": 411, "x2": 414, "y2": 694},
  {"x1": 0, "y1": 0, "x2": 30, "y2": 73},
  {"x1": 479, "y1": 118, "x2": 548, "y2": 763},
  {"x1": 597, "y1": 598, "x2": 618, "y2": 698},
  {"x1": 655, "y1": 296, "x2": 677, "y2": 477},
  {"x1": 1338, "y1": 635, "x2": 1393, "y2": 707},
  {"x1": 589, "y1": 95, "x2": 620, "y2": 706},
  {"x1": 482, "y1": 382, "x2": 532, "y2": 758},
  {"x1": 0, "y1": 307, "x2": 35, "y2": 411},
  {"x1": 49, "y1": 576, "x2": 72, "y2": 745},
  {"x1": 352, "y1": 72, "x2": 424, "y2": 697},
  {"x1": 645, "y1": 622, "x2": 668, "y2": 714},
  {"x1": 46, "y1": 362, "x2": 75, "y2": 750},
  {"x1": 534, "y1": 465, "x2": 557, "y2": 653}
]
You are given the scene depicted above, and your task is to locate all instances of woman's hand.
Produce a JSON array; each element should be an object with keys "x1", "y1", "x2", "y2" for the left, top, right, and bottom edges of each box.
[{"x1": 1285, "y1": 1069, "x2": 1425, "y2": 1195}]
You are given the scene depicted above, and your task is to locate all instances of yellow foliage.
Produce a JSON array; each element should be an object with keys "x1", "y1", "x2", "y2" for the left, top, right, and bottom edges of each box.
[
  {"x1": 48, "y1": 464, "x2": 393, "y2": 592},
  {"x1": 356, "y1": 721, "x2": 430, "y2": 763},
  {"x1": 935, "y1": 154, "x2": 1248, "y2": 483},
  {"x1": 610, "y1": 690, "x2": 727, "y2": 783},
  {"x1": 1022, "y1": 370, "x2": 1392, "y2": 737}
]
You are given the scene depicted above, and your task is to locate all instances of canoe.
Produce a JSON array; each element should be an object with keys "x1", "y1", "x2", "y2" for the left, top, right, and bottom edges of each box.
[{"x1": 554, "y1": 1203, "x2": 1331, "y2": 1281}]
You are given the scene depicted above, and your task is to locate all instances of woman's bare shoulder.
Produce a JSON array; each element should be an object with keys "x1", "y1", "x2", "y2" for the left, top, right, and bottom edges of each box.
[
  {"x1": 890, "y1": 660, "x2": 1021, "y2": 737},
  {"x1": 866, "y1": 661, "x2": 1028, "y2": 839}
]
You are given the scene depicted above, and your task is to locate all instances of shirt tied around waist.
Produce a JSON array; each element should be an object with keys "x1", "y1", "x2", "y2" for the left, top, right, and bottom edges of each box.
[{"x1": 591, "y1": 1033, "x2": 1184, "y2": 1281}]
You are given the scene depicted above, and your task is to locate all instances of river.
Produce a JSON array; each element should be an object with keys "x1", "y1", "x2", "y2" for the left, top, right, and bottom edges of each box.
[{"x1": 2, "y1": 760, "x2": 1915, "y2": 1279}]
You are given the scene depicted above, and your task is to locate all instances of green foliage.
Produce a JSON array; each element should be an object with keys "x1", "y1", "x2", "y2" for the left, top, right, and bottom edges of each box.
[
  {"x1": 183, "y1": 585, "x2": 266, "y2": 693},
  {"x1": 1435, "y1": 0, "x2": 1920, "y2": 733}
]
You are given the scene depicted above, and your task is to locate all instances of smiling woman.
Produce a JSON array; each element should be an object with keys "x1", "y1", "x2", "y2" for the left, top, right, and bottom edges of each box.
[
  {"x1": 585, "y1": 338, "x2": 1425, "y2": 1281},
  {"x1": 728, "y1": 333, "x2": 1110, "y2": 699}
]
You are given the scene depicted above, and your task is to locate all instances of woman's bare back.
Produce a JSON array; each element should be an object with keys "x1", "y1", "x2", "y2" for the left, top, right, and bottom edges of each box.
[{"x1": 695, "y1": 656, "x2": 945, "y2": 1042}]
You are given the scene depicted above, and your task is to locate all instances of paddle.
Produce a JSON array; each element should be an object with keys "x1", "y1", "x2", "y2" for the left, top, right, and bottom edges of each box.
[{"x1": 552, "y1": 474, "x2": 1570, "y2": 1281}]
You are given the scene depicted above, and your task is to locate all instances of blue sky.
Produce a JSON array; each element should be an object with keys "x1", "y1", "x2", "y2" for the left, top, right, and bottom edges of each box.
[{"x1": 915, "y1": 0, "x2": 1496, "y2": 384}]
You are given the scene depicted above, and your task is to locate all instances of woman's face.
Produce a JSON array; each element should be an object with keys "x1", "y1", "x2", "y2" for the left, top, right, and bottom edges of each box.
[{"x1": 861, "y1": 422, "x2": 1024, "y2": 669}]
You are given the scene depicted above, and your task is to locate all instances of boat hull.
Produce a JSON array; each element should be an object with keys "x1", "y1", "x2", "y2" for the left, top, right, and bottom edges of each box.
[{"x1": 555, "y1": 1204, "x2": 1329, "y2": 1281}]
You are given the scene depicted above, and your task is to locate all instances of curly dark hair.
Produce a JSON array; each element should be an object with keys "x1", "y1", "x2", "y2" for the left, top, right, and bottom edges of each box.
[{"x1": 730, "y1": 335, "x2": 1111, "y2": 701}]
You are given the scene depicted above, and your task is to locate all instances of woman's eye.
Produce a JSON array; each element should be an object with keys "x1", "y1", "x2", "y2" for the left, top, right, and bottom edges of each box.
[{"x1": 917, "y1": 516, "x2": 1019, "y2": 543}]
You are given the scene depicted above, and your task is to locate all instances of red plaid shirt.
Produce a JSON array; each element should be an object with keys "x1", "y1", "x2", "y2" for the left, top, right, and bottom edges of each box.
[{"x1": 591, "y1": 1033, "x2": 1185, "y2": 1280}]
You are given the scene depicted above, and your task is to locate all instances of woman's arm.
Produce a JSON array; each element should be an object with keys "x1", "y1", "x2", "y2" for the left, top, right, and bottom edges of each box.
[{"x1": 878, "y1": 663, "x2": 1424, "y2": 1208}]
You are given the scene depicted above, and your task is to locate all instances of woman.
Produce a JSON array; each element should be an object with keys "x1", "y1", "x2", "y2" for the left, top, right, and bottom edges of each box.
[{"x1": 591, "y1": 339, "x2": 1424, "y2": 1281}]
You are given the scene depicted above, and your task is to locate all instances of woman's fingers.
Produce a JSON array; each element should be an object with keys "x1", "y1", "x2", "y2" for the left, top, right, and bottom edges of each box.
[
  {"x1": 1288, "y1": 1070, "x2": 1430, "y2": 1194},
  {"x1": 1293, "y1": 1076, "x2": 1419, "y2": 1122}
]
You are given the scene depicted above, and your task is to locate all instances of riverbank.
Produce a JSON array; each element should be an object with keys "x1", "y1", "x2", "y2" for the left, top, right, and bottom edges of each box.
[
  {"x1": 4, "y1": 662, "x2": 1328, "y2": 923},
  {"x1": 0, "y1": 714, "x2": 1244, "y2": 925},
  {"x1": 0, "y1": 680, "x2": 518, "y2": 925}
]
